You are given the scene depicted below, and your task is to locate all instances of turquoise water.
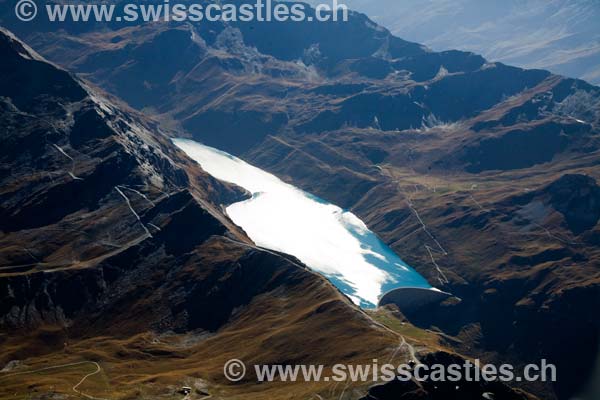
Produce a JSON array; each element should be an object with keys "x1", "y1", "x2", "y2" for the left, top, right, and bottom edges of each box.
[{"x1": 173, "y1": 138, "x2": 432, "y2": 308}]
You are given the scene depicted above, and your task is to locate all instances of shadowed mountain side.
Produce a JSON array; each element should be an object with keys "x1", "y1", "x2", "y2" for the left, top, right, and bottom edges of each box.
[
  {"x1": 0, "y1": 234, "x2": 408, "y2": 399},
  {"x1": 8, "y1": 3, "x2": 598, "y2": 157},
  {"x1": 0, "y1": 4, "x2": 598, "y2": 398},
  {"x1": 360, "y1": 352, "x2": 538, "y2": 400},
  {"x1": 325, "y1": 0, "x2": 600, "y2": 86},
  {"x1": 0, "y1": 28, "x2": 403, "y2": 399}
]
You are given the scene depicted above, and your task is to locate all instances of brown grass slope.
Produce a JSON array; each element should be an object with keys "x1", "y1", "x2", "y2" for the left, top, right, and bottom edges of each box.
[{"x1": 1, "y1": 5, "x2": 598, "y2": 398}]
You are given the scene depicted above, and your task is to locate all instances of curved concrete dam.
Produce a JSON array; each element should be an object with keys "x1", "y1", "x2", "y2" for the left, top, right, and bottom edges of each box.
[
  {"x1": 174, "y1": 138, "x2": 444, "y2": 308},
  {"x1": 379, "y1": 287, "x2": 453, "y2": 313}
]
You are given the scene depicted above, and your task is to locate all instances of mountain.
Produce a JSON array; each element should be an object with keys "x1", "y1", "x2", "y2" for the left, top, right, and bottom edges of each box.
[
  {"x1": 0, "y1": 25, "x2": 548, "y2": 400},
  {"x1": 0, "y1": 1, "x2": 599, "y2": 398},
  {"x1": 0, "y1": 27, "x2": 423, "y2": 400},
  {"x1": 320, "y1": 0, "x2": 600, "y2": 85}
]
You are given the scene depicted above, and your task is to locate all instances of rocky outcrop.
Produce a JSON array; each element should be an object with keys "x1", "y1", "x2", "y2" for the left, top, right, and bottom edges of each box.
[{"x1": 545, "y1": 174, "x2": 600, "y2": 234}]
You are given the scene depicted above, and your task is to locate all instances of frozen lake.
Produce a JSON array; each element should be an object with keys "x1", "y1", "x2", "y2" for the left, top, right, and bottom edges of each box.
[{"x1": 173, "y1": 138, "x2": 432, "y2": 308}]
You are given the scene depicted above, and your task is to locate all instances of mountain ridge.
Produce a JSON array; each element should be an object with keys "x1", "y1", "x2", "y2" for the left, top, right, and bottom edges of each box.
[
  {"x1": 0, "y1": 27, "x2": 412, "y2": 399},
  {"x1": 327, "y1": 0, "x2": 600, "y2": 86},
  {"x1": 0, "y1": 2, "x2": 598, "y2": 397}
]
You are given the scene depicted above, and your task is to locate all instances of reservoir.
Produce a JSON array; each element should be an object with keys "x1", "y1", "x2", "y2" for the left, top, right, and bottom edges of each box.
[{"x1": 173, "y1": 138, "x2": 433, "y2": 308}]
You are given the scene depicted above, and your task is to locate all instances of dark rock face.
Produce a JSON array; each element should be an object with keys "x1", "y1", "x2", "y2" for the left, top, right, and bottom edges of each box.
[
  {"x1": 183, "y1": 109, "x2": 289, "y2": 154},
  {"x1": 232, "y1": 5, "x2": 425, "y2": 65},
  {"x1": 508, "y1": 173, "x2": 600, "y2": 235},
  {"x1": 546, "y1": 174, "x2": 600, "y2": 234},
  {"x1": 0, "y1": 232, "x2": 312, "y2": 335},
  {"x1": 298, "y1": 93, "x2": 426, "y2": 133},
  {"x1": 0, "y1": 28, "x2": 247, "y2": 332},
  {"x1": 399, "y1": 279, "x2": 599, "y2": 400},
  {"x1": 0, "y1": 29, "x2": 87, "y2": 112},
  {"x1": 463, "y1": 123, "x2": 578, "y2": 172},
  {"x1": 76, "y1": 27, "x2": 207, "y2": 109},
  {"x1": 361, "y1": 352, "x2": 536, "y2": 400}
]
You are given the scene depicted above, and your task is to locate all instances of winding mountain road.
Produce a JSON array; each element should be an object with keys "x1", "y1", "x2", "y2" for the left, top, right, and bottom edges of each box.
[{"x1": 0, "y1": 360, "x2": 108, "y2": 399}]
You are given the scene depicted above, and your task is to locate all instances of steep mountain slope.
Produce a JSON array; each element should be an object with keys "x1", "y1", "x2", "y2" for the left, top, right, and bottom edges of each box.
[
  {"x1": 0, "y1": 28, "x2": 418, "y2": 400},
  {"x1": 1, "y1": 3, "x2": 598, "y2": 398}
]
